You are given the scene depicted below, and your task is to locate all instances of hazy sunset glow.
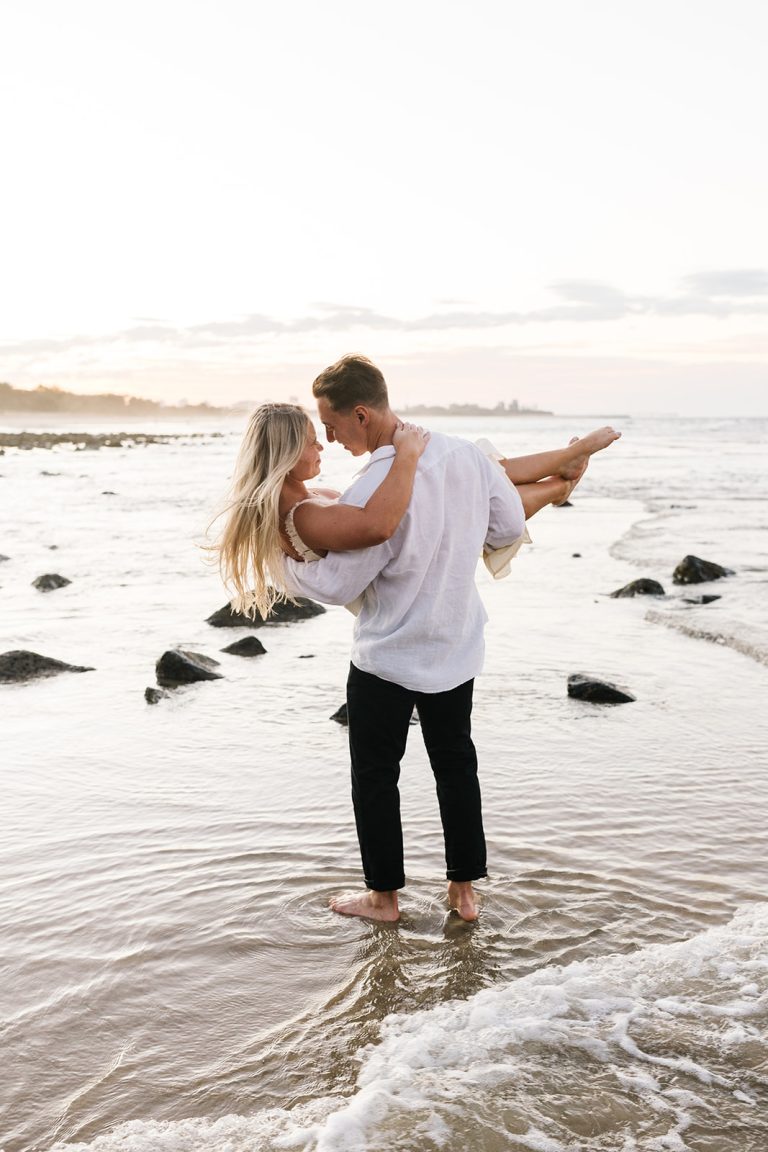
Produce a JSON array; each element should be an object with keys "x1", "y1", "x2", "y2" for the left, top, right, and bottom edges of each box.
[{"x1": 2, "y1": 0, "x2": 766, "y2": 414}]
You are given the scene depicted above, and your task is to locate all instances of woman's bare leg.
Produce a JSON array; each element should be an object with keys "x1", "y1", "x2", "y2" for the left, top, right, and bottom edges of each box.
[
  {"x1": 515, "y1": 436, "x2": 594, "y2": 518},
  {"x1": 516, "y1": 476, "x2": 569, "y2": 518},
  {"x1": 501, "y1": 426, "x2": 620, "y2": 486}
]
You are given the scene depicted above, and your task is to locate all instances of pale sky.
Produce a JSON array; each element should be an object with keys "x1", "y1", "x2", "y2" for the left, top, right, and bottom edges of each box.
[{"x1": 1, "y1": 0, "x2": 767, "y2": 415}]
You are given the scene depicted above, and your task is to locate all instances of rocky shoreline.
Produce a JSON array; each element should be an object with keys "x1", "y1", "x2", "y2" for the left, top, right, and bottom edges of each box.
[{"x1": 0, "y1": 430, "x2": 221, "y2": 451}]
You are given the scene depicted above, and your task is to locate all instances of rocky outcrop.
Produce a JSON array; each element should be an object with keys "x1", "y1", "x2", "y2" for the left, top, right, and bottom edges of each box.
[
  {"x1": 682, "y1": 594, "x2": 722, "y2": 605},
  {"x1": 330, "y1": 703, "x2": 348, "y2": 725},
  {"x1": 155, "y1": 649, "x2": 223, "y2": 687},
  {"x1": 145, "y1": 686, "x2": 171, "y2": 704},
  {"x1": 609, "y1": 578, "x2": 665, "y2": 598},
  {"x1": 0, "y1": 649, "x2": 94, "y2": 682},
  {"x1": 207, "y1": 594, "x2": 326, "y2": 628},
  {"x1": 32, "y1": 573, "x2": 71, "y2": 591},
  {"x1": 221, "y1": 637, "x2": 267, "y2": 657},
  {"x1": 672, "y1": 555, "x2": 733, "y2": 585},
  {"x1": 567, "y1": 673, "x2": 636, "y2": 704}
]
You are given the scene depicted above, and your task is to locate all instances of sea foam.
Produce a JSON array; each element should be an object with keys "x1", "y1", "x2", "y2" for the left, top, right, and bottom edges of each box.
[{"x1": 51, "y1": 902, "x2": 768, "y2": 1152}]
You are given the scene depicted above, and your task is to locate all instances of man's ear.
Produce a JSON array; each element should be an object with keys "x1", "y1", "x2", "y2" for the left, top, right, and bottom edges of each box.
[{"x1": 355, "y1": 406, "x2": 368, "y2": 425}]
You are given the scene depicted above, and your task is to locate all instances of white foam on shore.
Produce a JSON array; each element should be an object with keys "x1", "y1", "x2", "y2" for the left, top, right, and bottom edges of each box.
[{"x1": 51, "y1": 902, "x2": 768, "y2": 1152}]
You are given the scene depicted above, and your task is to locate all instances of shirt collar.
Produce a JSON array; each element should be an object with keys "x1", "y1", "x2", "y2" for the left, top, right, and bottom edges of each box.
[{"x1": 353, "y1": 444, "x2": 396, "y2": 477}]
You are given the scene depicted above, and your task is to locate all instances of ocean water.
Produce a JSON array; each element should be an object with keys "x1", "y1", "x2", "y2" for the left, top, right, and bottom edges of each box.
[{"x1": 1, "y1": 413, "x2": 766, "y2": 1152}]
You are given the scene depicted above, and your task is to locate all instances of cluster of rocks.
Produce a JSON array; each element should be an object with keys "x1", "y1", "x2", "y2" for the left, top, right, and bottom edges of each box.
[
  {"x1": 1, "y1": 577, "x2": 326, "y2": 704},
  {"x1": 4, "y1": 550, "x2": 736, "y2": 717},
  {"x1": 608, "y1": 554, "x2": 733, "y2": 601},
  {"x1": 574, "y1": 554, "x2": 735, "y2": 707},
  {"x1": 144, "y1": 594, "x2": 326, "y2": 704}
]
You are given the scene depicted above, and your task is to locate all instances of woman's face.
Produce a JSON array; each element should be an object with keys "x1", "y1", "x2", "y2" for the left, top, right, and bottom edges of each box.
[{"x1": 292, "y1": 424, "x2": 323, "y2": 481}]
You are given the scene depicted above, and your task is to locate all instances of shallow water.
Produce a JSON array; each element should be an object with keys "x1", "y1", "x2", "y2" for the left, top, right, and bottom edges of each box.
[{"x1": 1, "y1": 415, "x2": 767, "y2": 1151}]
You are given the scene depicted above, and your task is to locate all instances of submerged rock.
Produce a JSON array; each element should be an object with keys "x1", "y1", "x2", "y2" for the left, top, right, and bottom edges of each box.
[
  {"x1": 672, "y1": 555, "x2": 733, "y2": 585},
  {"x1": 32, "y1": 573, "x2": 71, "y2": 592},
  {"x1": 330, "y1": 703, "x2": 348, "y2": 725},
  {"x1": 682, "y1": 594, "x2": 722, "y2": 605},
  {"x1": 609, "y1": 578, "x2": 665, "y2": 599},
  {"x1": 0, "y1": 649, "x2": 94, "y2": 683},
  {"x1": 207, "y1": 594, "x2": 326, "y2": 628},
  {"x1": 567, "y1": 673, "x2": 636, "y2": 705},
  {"x1": 145, "y1": 686, "x2": 171, "y2": 704},
  {"x1": 0, "y1": 554, "x2": 9, "y2": 562},
  {"x1": 221, "y1": 636, "x2": 267, "y2": 657},
  {"x1": 156, "y1": 648, "x2": 223, "y2": 687},
  {"x1": 331, "y1": 701, "x2": 419, "y2": 726}
]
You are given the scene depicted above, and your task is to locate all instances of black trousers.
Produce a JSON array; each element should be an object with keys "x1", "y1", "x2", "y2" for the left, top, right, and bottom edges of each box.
[{"x1": 346, "y1": 663, "x2": 487, "y2": 891}]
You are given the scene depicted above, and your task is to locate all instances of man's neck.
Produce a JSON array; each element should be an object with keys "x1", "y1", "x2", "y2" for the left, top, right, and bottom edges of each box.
[{"x1": 366, "y1": 409, "x2": 398, "y2": 454}]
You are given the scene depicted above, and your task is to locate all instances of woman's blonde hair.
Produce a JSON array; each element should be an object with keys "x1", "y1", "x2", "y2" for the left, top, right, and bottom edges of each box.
[{"x1": 210, "y1": 402, "x2": 312, "y2": 620}]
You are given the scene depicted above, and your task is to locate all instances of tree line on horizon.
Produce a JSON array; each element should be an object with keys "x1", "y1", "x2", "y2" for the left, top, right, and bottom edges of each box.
[{"x1": 0, "y1": 382, "x2": 228, "y2": 416}]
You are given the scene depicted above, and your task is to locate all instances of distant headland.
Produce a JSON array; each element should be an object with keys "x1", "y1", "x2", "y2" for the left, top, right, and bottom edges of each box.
[
  {"x1": 401, "y1": 400, "x2": 552, "y2": 417},
  {"x1": 1, "y1": 383, "x2": 554, "y2": 420},
  {"x1": 0, "y1": 382, "x2": 233, "y2": 417}
]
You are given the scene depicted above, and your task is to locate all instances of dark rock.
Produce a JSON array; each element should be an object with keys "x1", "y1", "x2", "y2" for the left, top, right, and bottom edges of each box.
[
  {"x1": 572, "y1": 553, "x2": 581, "y2": 558},
  {"x1": 156, "y1": 648, "x2": 223, "y2": 687},
  {"x1": 567, "y1": 673, "x2": 636, "y2": 705},
  {"x1": 48, "y1": 545, "x2": 58, "y2": 550},
  {"x1": 330, "y1": 703, "x2": 348, "y2": 725},
  {"x1": 682, "y1": 594, "x2": 722, "y2": 605},
  {"x1": 207, "y1": 594, "x2": 326, "y2": 628},
  {"x1": 332, "y1": 701, "x2": 419, "y2": 726},
  {"x1": 32, "y1": 573, "x2": 71, "y2": 591},
  {"x1": 298, "y1": 654, "x2": 316, "y2": 658},
  {"x1": 102, "y1": 490, "x2": 117, "y2": 496},
  {"x1": 0, "y1": 554, "x2": 9, "y2": 562},
  {"x1": 672, "y1": 555, "x2": 733, "y2": 585},
  {"x1": 145, "y1": 686, "x2": 170, "y2": 704},
  {"x1": 0, "y1": 649, "x2": 94, "y2": 683},
  {"x1": 557, "y1": 500, "x2": 574, "y2": 508},
  {"x1": 40, "y1": 470, "x2": 61, "y2": 476},
  {"x1": 609, "y1": 578, "x2": 665, "y2": 599},
  {"x1": 221, "y1": 636, "x2": 267, "y2": 657}
]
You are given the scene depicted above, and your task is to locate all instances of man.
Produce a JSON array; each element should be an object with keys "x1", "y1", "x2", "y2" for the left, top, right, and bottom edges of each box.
[{"x1": 282, "y1": 354, "x2": 527, "y2": 922}]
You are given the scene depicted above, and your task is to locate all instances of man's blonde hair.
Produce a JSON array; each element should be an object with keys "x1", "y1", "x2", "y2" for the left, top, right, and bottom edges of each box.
[{"x1": 312, "y1": 354, "x2": 388, "y2": 412}]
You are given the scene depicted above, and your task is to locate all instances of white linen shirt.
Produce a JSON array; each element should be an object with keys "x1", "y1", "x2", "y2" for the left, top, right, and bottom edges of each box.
[{"x1": 282, "y1": 431, "x2": 525, "y2": 693}]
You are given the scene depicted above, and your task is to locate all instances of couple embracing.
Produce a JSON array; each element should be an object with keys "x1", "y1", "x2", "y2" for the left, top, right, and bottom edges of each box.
[{"x1": 214, "y1": 355, "x2": 620, "y2": 922}]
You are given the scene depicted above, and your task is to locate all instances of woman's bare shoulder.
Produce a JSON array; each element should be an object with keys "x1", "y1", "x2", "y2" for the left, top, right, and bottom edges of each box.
[{"x1": 306, "y1": 487, "x2": 341, "y2": 501}]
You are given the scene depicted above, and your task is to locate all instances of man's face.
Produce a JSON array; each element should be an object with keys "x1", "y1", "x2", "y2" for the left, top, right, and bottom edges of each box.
[{"x1": 316, "y1": 397, "x2": 369, "y2": 456}]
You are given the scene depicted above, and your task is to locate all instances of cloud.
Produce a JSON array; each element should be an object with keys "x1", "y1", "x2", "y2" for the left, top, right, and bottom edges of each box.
[
  {"x1": 682, "y1": 269, "x2": 768, "y2": 297},
  {"x1": 2, "y1": 270, "x2": 767, "y2": 362}
]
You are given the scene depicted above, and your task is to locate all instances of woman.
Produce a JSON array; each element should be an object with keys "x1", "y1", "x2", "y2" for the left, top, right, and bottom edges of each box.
[{"x1": 213, "y1": 402, "x2": 620, "y2": 619}]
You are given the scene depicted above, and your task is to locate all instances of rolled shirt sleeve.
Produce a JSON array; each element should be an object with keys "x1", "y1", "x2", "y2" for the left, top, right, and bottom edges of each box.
[{"x1": 281, "y1": 539, "x2": 394, "y2": 606}]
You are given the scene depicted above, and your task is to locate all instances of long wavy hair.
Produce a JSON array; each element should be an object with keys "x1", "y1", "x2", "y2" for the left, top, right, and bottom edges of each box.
[{"x1": 209, "y1": 402, "x2": 312, "y2": 620}]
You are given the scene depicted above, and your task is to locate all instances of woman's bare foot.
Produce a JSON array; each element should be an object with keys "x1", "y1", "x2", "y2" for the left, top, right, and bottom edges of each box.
[
  {"x1": 554, "y1": 437, "x2": 588, "y2": 504},
  {"x1": 329, "y1": 889, "x2": 400, "y2": 922},
  {"x1": 447, "y1": 881, "x2": 479, "y2": 921},
  {"x1": 560, "y1": 426, "x2": 621, "y2": 480}
]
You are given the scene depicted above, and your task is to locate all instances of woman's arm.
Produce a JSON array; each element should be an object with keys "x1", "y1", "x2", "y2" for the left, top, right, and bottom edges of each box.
[
  {"x1": 501, "y1": 426, "x2": 621, "y2": 484},
  {"x1": 292, "y1": 423, "x2": 429, "y2": 552}
]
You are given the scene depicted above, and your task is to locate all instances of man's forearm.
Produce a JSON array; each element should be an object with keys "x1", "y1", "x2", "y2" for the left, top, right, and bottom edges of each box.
[{"x1": 282, "y1": 541, "x2": 392, "y2": 606}]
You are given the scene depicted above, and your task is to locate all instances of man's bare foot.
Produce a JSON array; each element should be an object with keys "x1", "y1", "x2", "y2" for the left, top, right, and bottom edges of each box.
[
  {"x1": 560, "y1": 426, "x2": 621, "y2": 480},
  {"x1": 329, "y1": 889, "x2": 400, "y2": 922},
  {"x1": 447, "y1": 881, "x2": 479, "y2": 922}
]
